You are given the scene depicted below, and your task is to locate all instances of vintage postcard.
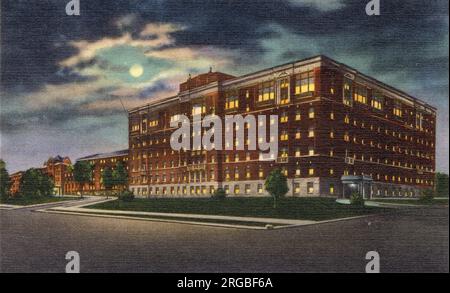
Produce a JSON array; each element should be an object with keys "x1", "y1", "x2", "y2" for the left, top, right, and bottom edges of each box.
[{"x1": 0, "y1": 0, "x2": 448, "y2": 279}]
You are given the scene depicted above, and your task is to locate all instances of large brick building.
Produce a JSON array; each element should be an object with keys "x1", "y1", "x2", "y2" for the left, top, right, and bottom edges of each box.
[{"x1": 129, "y1": 55, "x2": 436, "y2": 198}]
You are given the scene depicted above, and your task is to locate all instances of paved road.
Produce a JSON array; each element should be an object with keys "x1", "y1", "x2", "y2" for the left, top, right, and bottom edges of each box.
[{"x1": 0, "y1": 204, "x2": 448, "y2": 273}]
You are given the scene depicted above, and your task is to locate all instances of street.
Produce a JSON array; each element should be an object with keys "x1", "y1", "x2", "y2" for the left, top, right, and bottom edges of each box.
[{"x1": 0, "y1": 204, "x2": 448, "y2": 273}]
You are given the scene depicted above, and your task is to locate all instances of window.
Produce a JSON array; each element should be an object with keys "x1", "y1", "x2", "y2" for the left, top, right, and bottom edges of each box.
[
  {"x1": 294, "y1": 183, "x2": 300, "y2": 194},
  {"x1": 308, "y1": 146, "x2": 315, "y2": 156},
  {"x1": 279, "y1": 78, "x2": 290, "y2": 104},
  {"x1": 225, "y1": 93, "x2": 239, "y2": 110},
  {"x1": 393, "y1": 103, "x2": 402, "y2": 117},
  {"x1": 245, "y1": 184, "x2": 251, "y2": 195},
  {"x1": 329, "y1": 184, "x2": 335, "y2": 195},
  {"x1": 149, "y1": 119, "x2": 159, "y2": 127},
  {"x1": 192, "y1": 104, "x2": 206, "y2": 116},
  {"x1": 234, "y1": 185, "x2": 240, "y2": 194},
  {"x1": 170, "y1": 114, "x2": 181, "y2": 123},
  {"x1": 353, "y1": 85, "x2": 367, "y2": 104},
  {"x1": 257, "y1": 184, "x2": 263, "y2": 194},
  {"x1": 280, "y1": 130, "x2": 289, "y2": 141},
  {"x1": 343, "y1": 80, "x2": 353, "y2": 106},
  {"x1": 295, "y1": 110, "x2": 301, "y2": 121},
  {"x1": 308, "y1": 127, "x2": 315, "y2": 138},
  {"x1": 295, "y1": 71, "x2": 315, "y2": 94},
  {"x1": 344, "y1": 132, "x2": 350, "y2": 142},
  {"x1": 308, "y1": 107, "x2": 315, "y2": 118},
  {"x1": 307, "y1": 182, "x2": 314, "y2": 194},
  {"x1": 280, "y1": 112, "x2": 289, "y2": 123},
  {"x1": 308, "y1": 168, "x2": 315, "y2": 176},
  {"x1": 415, "y1": 112, "x2": 423, "y2": 130},
  {"x1": 141, "y1": 119, "x2": 147, "y2": 133},
  {"x1": 258, "y1": 169, "x2": 264, "y2": 178},
  {"x1": 371, "y1": 94, "x2": 384, "y2": 110},
  {"x1": 295, "y1": 148, "x2": 301, "y2": 157},
  {"x1": 132, "y1": 124, "x2": 140, "y2": 131},
  {"x1": 258, "y1": 81, "x2": 275, "y2": 102}
]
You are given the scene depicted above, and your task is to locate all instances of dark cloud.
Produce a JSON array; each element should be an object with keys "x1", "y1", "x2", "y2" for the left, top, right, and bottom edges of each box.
[{"x1": 1, "y1": 0, "x2": 448, "y2": 172}]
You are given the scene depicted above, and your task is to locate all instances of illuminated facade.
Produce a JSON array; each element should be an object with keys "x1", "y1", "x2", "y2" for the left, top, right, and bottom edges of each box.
[{"x1": 128, "y1": 55, "x2": 436, "y2": 198}]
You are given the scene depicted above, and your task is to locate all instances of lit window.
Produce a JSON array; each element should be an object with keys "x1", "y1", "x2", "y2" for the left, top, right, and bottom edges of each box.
[
  {"x1": 329, "y1": 184, "x2": 335, "y2": 194},
  {"x1": 344, "y1": 114, "x2": 350, "y2": 124},
  {"x1": 344, "y1": 132, "x2": 350, "y2": 142},
  {"x1": 192, "y1": 104, "x2": 206, "y2": 116},
  {"x1": 308, "y1": 146, "x2": 315, "y2": 156},
  {"x1": 295, "y1": 71, "x2": 315, "y2": 94},
  {"x1": 225, "y1": 93, "x2": 239, "y2": 110},
  {"x1": 279, "y1": 78, "x2": 290, "y2": 104},
  {"x1": 343, "y1": 80, "x2": 353, "y2": 106},
  {"x1": 258, "y1": 81, "x2": 275, "y2": 102},
  {"x1": 295, "y1": 111, "x2": 301, "y2": 121},
  {"x1": 308, "y1": 168, "x2": 315, "y2": 176},
  {"x1": 371, "y1": 94, "x2": 384, "y2": 110},
  {"x1": 307, "y1": 182, "x2": 314, "y2": 193},
  {"x1": 308, "y1": 127, "x2": 315, "y2": 138},
  {"x1": 393, "y1": 103, "x2": 403, "y2": 117},
  {"x1": 280, "y1": 112, "x2": 289, "y2": 123},
  {"x1": 308, "y1": 107, "x2": 315, "y2": 118},
  {"x1": 354, "y1": 85, "x2": 367, "y2": 104}
]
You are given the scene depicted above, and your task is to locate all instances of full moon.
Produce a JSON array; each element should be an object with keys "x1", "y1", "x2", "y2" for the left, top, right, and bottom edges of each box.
[{"x1": 129, "y1": 64, "x2": 144, "y2": 78}]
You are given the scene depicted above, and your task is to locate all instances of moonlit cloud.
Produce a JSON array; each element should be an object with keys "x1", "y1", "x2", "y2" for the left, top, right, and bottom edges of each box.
[
  {"x1": 287, "y1": 0, "x2": 346, "y2": 11},
  {"x1": 1, "y1": 0, "x2": 448, "y2": 174}
]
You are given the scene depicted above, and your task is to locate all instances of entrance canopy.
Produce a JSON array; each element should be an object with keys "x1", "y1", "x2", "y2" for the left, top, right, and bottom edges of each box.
[{"x1": 341, "y1": 175, "x2": 373, "y2": 199}]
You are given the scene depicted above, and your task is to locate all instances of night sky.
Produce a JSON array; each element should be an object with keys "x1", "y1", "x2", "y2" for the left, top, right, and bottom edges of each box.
[{"x1": 1, "y1": 0, "x2": 448, "y2": 173}]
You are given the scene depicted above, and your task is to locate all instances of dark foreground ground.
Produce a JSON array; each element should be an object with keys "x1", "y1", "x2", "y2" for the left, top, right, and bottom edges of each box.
[{"x1": 0, "y1": 205, "x2": 448, "y2": 273}]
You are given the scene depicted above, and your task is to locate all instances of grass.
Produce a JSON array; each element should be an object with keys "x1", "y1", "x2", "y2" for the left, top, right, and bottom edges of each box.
[
  {"x1": 371, "y1": 198, "x2": 449, "y2": 206},
  {"x1": 0, "y1": 196, "x2": 78, "y2": 206},
  {"x1": 86, "y1": 197, "x2": 387, "y2": 221}
]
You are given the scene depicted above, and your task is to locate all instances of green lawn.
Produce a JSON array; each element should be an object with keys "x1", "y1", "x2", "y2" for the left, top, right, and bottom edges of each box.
[
  {"x1": 86, "y1": 197, "x2": 387, "y2": 221},
  {"x1": 371, "y1": 198, "x2": 449, "y2": 206},
  {"x1": 0, "y1": 196, "x2": 78, "y2": 206}
]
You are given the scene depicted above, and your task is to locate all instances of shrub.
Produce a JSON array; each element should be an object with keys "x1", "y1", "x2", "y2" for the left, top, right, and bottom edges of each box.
[
  {"x1": 419, "y1": 188, "x2": 434, "y2": 204},
  {"x1": 211, "y1": 188, "x2": 227, "y2": 200},
  {"x1": 350, "y1": 192, "x2": 365, "y2": 207},
  {"x1": 118, "y1": 190, "x2": 135, "y2": 202}
]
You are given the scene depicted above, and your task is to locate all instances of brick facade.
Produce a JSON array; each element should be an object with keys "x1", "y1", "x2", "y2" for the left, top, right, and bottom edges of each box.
[{"x1": 128, "y1": 56, "x2": 436, "y2": 198}]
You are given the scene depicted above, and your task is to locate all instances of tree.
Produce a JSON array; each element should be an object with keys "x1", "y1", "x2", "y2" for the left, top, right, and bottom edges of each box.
[
  {"x1": 102, "y1": 166, "x2": 114, "y2": 198},
  {"x1": 0, "y1": 159, "x2": 11, "y2": 199},
  {"x1": 19, "y1": 168, "x2": 54, "y2": 198},
  {"x1": 264, "y1": 169, "x2": 288, "y2": 208},
  {"x1": 73, "y1": 161, "x2": 93, "y2": 198},
  {"x1": 435, "y1": 173, "x2": 449, "y2": 197},
  {"x1": 112, "y1": 161, "x2": 128, "y2": 192}
]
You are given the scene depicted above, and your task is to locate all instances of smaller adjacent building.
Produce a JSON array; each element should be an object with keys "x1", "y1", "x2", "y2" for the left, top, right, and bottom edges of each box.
[
  {"x1": 66, "y1": 149, "x2": 129, "y2": 195},
  {"x1": 41, "y1": 156, "x2": 72, "y2": 195},
  {"x1": 9, "y1": 150, "x2": 129, "y2": 196},
  {"x1": 9, "y1": 171, "x2": 23, "y2": 196}
]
